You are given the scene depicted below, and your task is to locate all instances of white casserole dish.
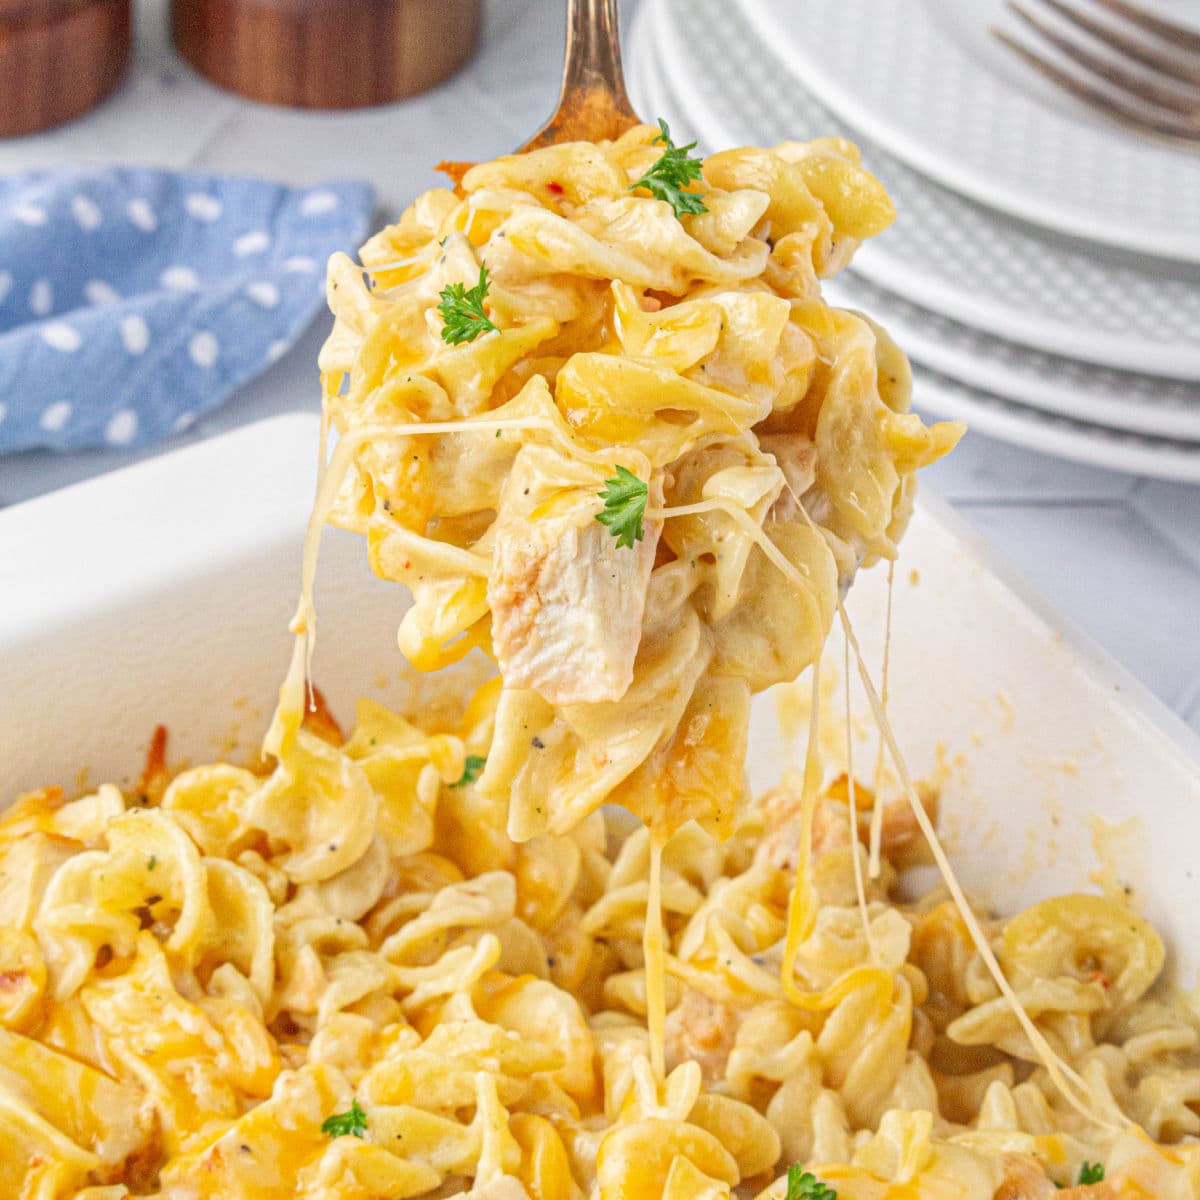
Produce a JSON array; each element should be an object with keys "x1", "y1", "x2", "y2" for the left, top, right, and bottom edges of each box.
[{"x1": 2, "y1": 414, "x2": 1198, "y2": 981}]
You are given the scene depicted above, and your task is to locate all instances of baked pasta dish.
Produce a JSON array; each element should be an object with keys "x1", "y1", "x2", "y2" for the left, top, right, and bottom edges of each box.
[{"x1": 3, "y1": 125, "x2": 1198, "y2": 1200}]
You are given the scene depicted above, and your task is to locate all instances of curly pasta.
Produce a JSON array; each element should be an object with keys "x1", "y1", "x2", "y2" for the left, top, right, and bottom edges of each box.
[
  {"x1": 2, "y1": 707, "x2": 1198, "y2": 1198},
  {"x1": 271, "y1": 124, "x2": 961, "y2": 849},
  {"x1": 3, "y1": 129, "x2": 1197, "y2": 1199}
]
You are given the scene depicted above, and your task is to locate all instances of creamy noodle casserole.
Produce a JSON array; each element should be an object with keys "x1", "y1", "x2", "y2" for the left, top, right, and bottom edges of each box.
[{"x1": 3, "y1": 125, "x2": 1197, "y2": 1200}]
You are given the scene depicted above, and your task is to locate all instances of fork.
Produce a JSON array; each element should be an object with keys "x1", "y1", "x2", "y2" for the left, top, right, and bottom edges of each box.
[
  {"x1": 520, "y1": 0, "x2": 641, "y2": 152},
  {"x1": 994, "y1": 0, "x2": 1200, "y2": 143}
]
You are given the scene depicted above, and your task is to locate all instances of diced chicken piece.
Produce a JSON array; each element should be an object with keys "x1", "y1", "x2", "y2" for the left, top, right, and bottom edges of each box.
[
  {"x1": 0, "y1": 833, "x2": 78, "y2": 929},
  {"x1": 488, "y1": 445, "x2": 662, "y2": 706},
  {"x1": 754, "y1": 775, "x2": 937, "y2": 873},
  {"x1": 0, "y1": 1027, "x2": 153, "y2": 1171},
  {"x1": 754, "y1": 784, "x2": 850, "y2": 872},
  {"x1": 994, "y1": 1154, "x2": 1117, "y2": 1199},
  {"x1": 664, "y1": 987, "x2": 742, "y2": 1084},
  {"x1": 992, "y1": 1155, "x2": 1060, "y2": 1199},
  {"x1": 758, "y1": 433, "x2": 818, "y2": 523}
]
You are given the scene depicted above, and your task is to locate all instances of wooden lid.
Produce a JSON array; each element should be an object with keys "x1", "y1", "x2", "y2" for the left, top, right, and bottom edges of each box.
[
  {"x1": 0, "y1": 0, "x2": 130, "y2": 136},
  {"x1": 171, "y1": 0, "x2": 482, "y2": 109}
]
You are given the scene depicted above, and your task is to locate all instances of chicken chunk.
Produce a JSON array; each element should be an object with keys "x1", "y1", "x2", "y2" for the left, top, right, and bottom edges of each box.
[
  {"x1": 993, "y1": 1154, "x2": 1117, "y2": 1199},
  {"x1": 664, "y1": 987, "x2": 742, "y2": 1084},
  {"x1": 0, "y1": 832, "x2": 78, "y2": 929},
  {"x1": 754, "y1": 774, "x2": 938, "y2": 873},
  {"x1": 488, "y1": 445, "x2": 662, "y2": 706}
]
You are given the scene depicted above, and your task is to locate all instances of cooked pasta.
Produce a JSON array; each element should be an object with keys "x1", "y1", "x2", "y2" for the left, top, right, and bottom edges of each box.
[
  {"x1": 4, "y1": 127, "x2": 1196, "y2": 1199},
  {"x1": 272, "y1": 123, "x2": 962, "y2": 848},
  {"x1": 2, "y1": 703, "x2": 1198, "y2": 1198}
]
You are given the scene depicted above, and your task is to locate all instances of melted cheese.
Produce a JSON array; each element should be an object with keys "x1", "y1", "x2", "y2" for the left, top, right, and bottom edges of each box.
[
  {"x1": 868, "y1": 560, "x2": 896, "y2": 880},
  {"x1": 838, "y1": 598, "x2": 1118, "y2": 1132}
]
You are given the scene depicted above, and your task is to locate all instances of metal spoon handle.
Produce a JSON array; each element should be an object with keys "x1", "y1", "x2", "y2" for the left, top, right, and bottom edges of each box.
[{"x1": 521, "y1": 0, "x2": 640, "y2": 151}]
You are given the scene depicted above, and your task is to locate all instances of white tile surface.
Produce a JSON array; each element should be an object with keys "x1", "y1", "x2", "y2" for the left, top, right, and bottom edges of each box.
[
  {"x1": 0, "y1": 0, "x2": 1196, "y2": 739},
  {"x1": 1131, "y1": 479, "x2": 1200, "y2": 573},
  {"x1": 921, "y1": 420, "x2": 1141, "y2": 504},
  {"x1": 959, "y1": 501, "x2": 1200, "y2": 714}
]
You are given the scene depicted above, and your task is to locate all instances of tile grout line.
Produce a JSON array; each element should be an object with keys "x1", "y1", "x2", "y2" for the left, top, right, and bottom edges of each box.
[
  {"x1": 1127, "y1": 491, "x2": 1200, "y2": 578},
  {"x1": 947, "y1": 496, "x2": 1131, "y2": 511},
  {"x1": 1175, "y1": 674, "x2": 1200, "y2": 723}
]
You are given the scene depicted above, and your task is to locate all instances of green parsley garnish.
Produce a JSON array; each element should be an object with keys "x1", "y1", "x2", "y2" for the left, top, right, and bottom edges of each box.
[
  {"x1": 452, "y1": 755, "x2": 487, "y2": 788},
  {"x1": 1078, "y1": 1162, "x2": 1105, "y2": 1185},
  {"x1": 321, "y1": 1099, "x2": 368, "y2": 1139},
  {"x1": 437, "y1": 262, "x2": 498, "y2": 345},
  {"x1": 629, "y1": 119, "x2": 708, "y2": 219},
  {"x1": 596, "y1": 466, "x2": 648, "y2": 549},
  {"x1": 785, "y1": 1165, "x2": 837, "y2": 1200},
  {"x1": 146, "y1": 855, "x2": 157, "y2": 871}
]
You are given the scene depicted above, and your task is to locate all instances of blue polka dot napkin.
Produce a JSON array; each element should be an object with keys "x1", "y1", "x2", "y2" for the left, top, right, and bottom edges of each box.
[{"x1": 0, "y1": 167, "x2": 374, "y2": 455}]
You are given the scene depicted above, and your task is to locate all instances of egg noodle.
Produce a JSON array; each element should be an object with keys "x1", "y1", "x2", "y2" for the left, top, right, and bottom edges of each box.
[{"x1": 3, "y1": 125, "x2": 1199, "y2": 1198}]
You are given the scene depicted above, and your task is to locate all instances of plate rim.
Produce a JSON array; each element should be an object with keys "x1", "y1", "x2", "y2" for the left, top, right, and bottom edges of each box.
[
  {"x1": 733, "y1": 0, "x2": 1200, "y2": 264},
  {"x1": 825, "y1": 276, "x2": 1200, "y2": 441},
  {"x1": 628, "y1": 22, "x2": 1200, "y2": 481},
  {"x1": 635, "y1": 0, "x2": 1200, "y2": 380},
  {"x1": 5, "y1": 411, "x2": 1198, "y2": 785},
  {"x1": 914, "y1": 368, "x2": 1200, "y2": 483}
]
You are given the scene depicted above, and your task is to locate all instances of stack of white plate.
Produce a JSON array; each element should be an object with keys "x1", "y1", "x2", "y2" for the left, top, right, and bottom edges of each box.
[{"x1": 625, "y1": 0, "x2": 1200, "y2": 481}]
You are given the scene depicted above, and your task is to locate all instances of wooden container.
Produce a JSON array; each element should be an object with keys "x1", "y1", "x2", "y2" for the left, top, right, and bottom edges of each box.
[
  {"x1": 0, "y1": 0, "x2": 131, "y2": 136},
  {"x1": 171, "y1": 0, "x2": 481, "y2": 109}
]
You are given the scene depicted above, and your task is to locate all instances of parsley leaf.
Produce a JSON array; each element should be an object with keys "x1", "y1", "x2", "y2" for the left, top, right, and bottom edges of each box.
[
  {"x1": 146, "y1": 855, "x2": 157, "y2": 871},
  {"x1": 629, "y1": 119, "x2": 708, "y2": 218},
  {"x1": 785, "y1": 1165, "x2": 837, "y2": 1200},
  {"x1": 596, "y1": 466, "x2": 648, "y2": 549},
  {"x1": 438, "y1": 262, "x2": 499, "y2": 345},
  {"x1": 1078, "y1": 1162, "x2": 1105, "y2": 1186},
  {"x1": 452, "y1": 755, "x2": 487, "y2": 788},
  {"x1": 321, "y1": 1099, "x2": 368, "y2": 1139}
]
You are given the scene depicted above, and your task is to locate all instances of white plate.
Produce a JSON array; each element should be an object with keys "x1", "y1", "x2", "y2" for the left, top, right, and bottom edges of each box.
[
  {"x1": 913, "y1": 367, "x2": 1200, "y2": 482},
  {"x1": 824, "y1": 274, "x2": 1200, "y2": 441},
  {"x1": 629, "y1": 12, "x2": 1200, "y2": 475},
  {"x1": 735, "y1": 0, "x2": 1200, "y2": 263},
  {"x1": 3, "y1": 415, "x2": 1199, "y2": 981},
  {"x1": 629, "y1": 0, "x2": 1200, "y2": 380}
]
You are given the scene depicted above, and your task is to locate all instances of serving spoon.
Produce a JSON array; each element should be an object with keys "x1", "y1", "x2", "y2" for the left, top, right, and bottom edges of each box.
[{"x1": 520, "y1": 0, "x2": 641, "y2": 151}]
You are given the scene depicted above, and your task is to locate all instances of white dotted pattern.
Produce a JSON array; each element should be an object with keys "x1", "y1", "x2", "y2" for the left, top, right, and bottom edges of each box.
[
  {"x1": 654, "y1": 0, "x2": 1200, "y2": 378},
  {"x1": 84, "y1": 279, "x2": 120, "y2": 307},
  {"x1": 12, "y1": 201, "x2": 47, "y2": 227},
  {"x1": 105, "y1": 409, "x2": 138, "y2": 445},
  {"x1": 184, "y1": 193, "x2": 223, "y2": 222},
  {"x1": 234, "y1": 231, "x2": 270, "y2": 257},
  {"x1": 120, "y1": 314, "x2": 150, "y2": 356},
  {"x1": 160, "y1": 265, "x2": 200, "y2": 292},
  {"x1": 28, "y1": 280, "x2": 53, "y2": 317},
  {"x1": 0, "y1": 175, "x2": 361, "y2": 454},
  {"x1": 70, "y1": 195, "x2": 102, "y2": 231},
  {"x1": 39, "y1": 401, "x2": 71, "y2": 432},
  {"x1": 246, "y1": 281, "x2": 279, "y2": 309},
  {"x1": 188, "y1": 330, "x2": 219, "y2": 368},
  {"x1": 126, "y1": 198, "x2": 157, "y2": 232},
  {"x1": 300, "y1": 190, "x2": 340, "y2": 216},
  {"x1": 40, "y1": 323, "x2": 81, "y2": 353}
]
